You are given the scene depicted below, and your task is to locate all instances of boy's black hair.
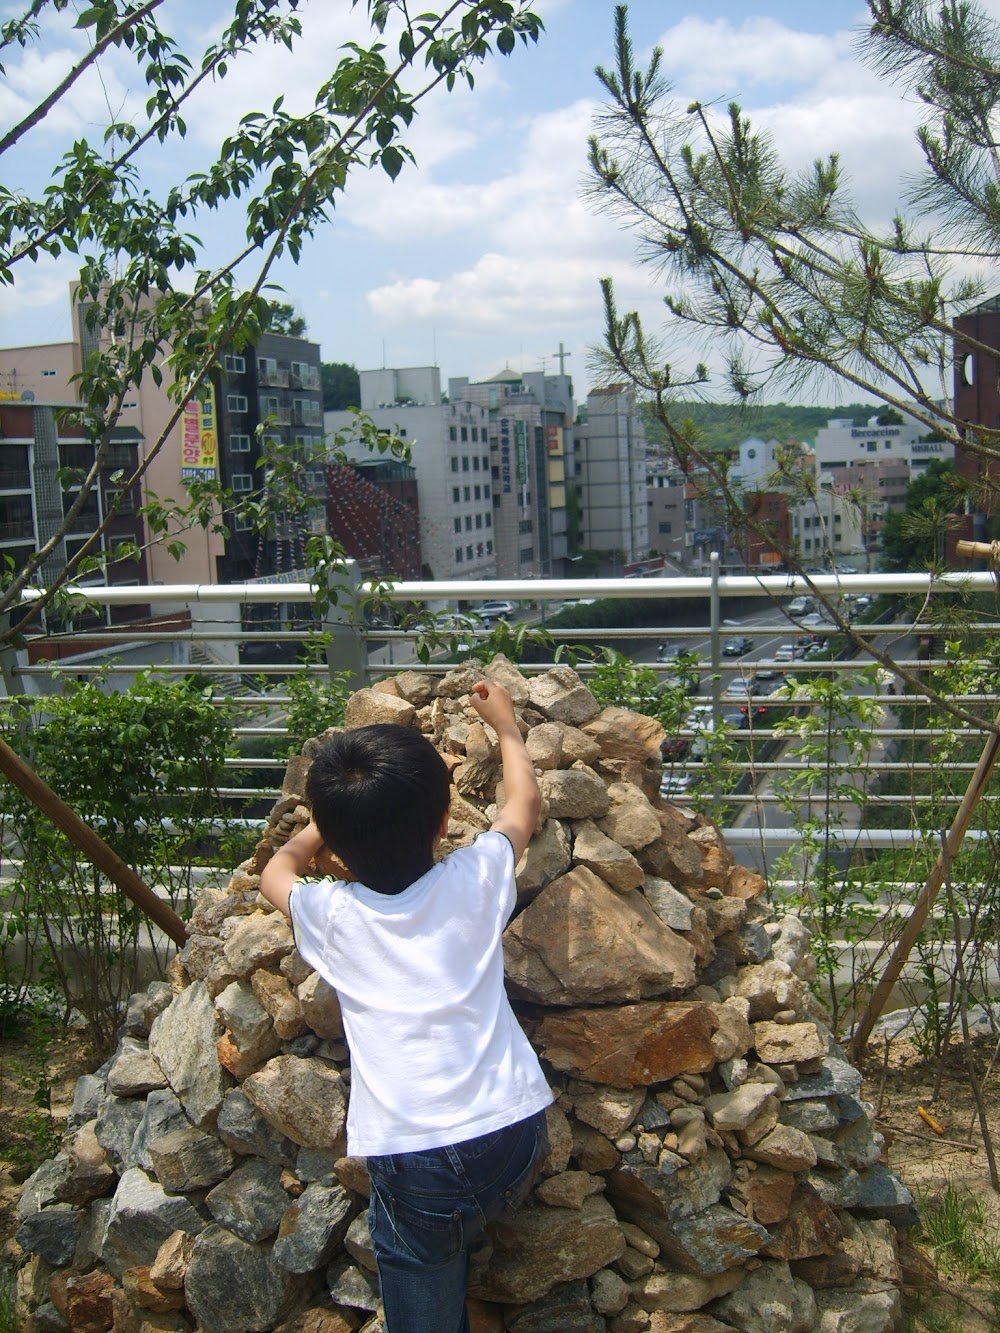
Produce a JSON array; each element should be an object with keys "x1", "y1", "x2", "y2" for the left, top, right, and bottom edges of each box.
[{"x1": 305, "y1": 723, "x2": 452, "y2": 895}]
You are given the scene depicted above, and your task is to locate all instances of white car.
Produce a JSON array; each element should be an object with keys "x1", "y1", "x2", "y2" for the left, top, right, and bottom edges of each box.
[
  {"x1": 773, "y1": 643, "x2": 805, "y2": 663},
  {"x1": 474, "y1": 600, "x2": 517, "y2": 619}
]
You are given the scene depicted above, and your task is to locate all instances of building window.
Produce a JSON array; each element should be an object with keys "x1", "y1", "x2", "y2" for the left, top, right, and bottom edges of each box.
[
  {"x1": 658, "y1": 521, "x2": 672, "y2": 534},
  {"x1": 456, "y1": 547, "x2": 463, "y2": 563},
  {"x1": 464, "y1": 486, "x2": 471, "y2": 501},
  {"x1": 103, "y1": 487, "x2": 135, "y2": 515},
  {"x1": 484, "y1": 484, "x2": 491, "y2": 498},
  {"x1": 474, "y1": 485, "x2": 481, "y2": 500},
  {"x1": 234, "y1": 513, "x2": 254, "y2": 532},
  {"x1": 485, "y1": 513, "x2": 491, "y2": 528},
  {"x1": 452, "y1": 487, "x2": 460, "y2": 503},
  {"x1": 229, "y1": 434, "x2": 251, "y2": 452},
  {"x1": 466, "y1": 544, "x2": 473, "y2": 560},
  {"x1": 231, "y1": 473, "x2": 253, "y2": 492},
  {"x1": 462, "y1": 456, "x2": 470, "y2": 471},
  {"x1": 453, "y1": 517, "x2": 461, "y2": 533},
  {"x1": 473, "y1": 456, "x2": 480, "y2": 471},
  {"x1": 471, "y1": 427, "x2": 478, "y2": 442},
  {"x1": 464, "y1": 515, "x2": 472, "y2": 531},
  {"x1": 41, "y1": 369, "x2": 57, "y2": 378},
  {"x1": 461, "y1": 427, "x2": 468, "y2": 442},
  {"x1": 475, "y1": 514, "x2": 482, "y2": 529},
  {"x1": 449, "y1": 426, "x2": 457, "y2": 441},
  {"x1": 482, "y1": 455, "x2": 489, "y2": 470},
  {"x1": 451, "y1": 457, "x2": 459, "y2": 472},
  {"x1": 486, "y1": 540, "x2": 493, "y2": 555},
  {"x1": 227, "y1": 395, "x2": 248, "y2": 413},
  {"x1": 224, "y1": 354, "x2": 245, "y2": 373},
  {"x1": 476, "y1": 542, "x2": 484, "y2": 557},
  {"x1": 519, "y1": 547, "x2": 534, "y2": 563}
]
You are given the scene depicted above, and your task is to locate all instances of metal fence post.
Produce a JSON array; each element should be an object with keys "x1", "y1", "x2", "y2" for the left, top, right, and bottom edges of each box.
[
  {"x1": 320, "y1": 559, "x2": 366, "y2": 689},
  {"x1": 710, "y1": 551, "x2": 722, "y2": 806}
]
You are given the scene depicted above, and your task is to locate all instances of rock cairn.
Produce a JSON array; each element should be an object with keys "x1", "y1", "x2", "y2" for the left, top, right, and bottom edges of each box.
[{"x1": 13, "y1": 659, "x2": 915, "y2": 1333}]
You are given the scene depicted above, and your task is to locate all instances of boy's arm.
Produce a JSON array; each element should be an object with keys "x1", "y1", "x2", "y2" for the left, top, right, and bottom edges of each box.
[
  {"x1": 470, "y1": 681, "x2": 541, "y2": 865},
  {"x1": 259, "y1": 821, "x2": 326, "y2": 919}
]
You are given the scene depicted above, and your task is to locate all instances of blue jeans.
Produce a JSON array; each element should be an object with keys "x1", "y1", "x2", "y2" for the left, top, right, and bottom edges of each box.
[{"x1": 366, "y1": 1109, "x2": 549, "y2": 1333}]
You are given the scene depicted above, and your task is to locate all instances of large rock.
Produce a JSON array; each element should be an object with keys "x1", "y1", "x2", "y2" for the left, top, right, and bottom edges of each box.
[
  {"x1": 469, "y1": 1195, "x2": 625, "y2": 1303},
  {"x1": 533, "y1": 1002, "x2": 721, "y2": 1085},
  {"x1": 596, "y1": 783, "x2": 663, "y2": 851},
  {"x1": 148, "y1": 980, "x2": 232, "y2": 1128},
  {"x1": 582, "y1": 707, "x2": 665, "y2": 762},
  {"x1": 242, "y1": 1056, "x2": 347, "y2": 1152},
  {"x1": 343, "y1": 687, "x2": 416, "y2": 728},
  {"x1": 504, "y1": 867, "x2": 697, "y2": 1005},
  {"x1": 573, "y1": 820, "x2": 646, "y2": 892},
  {"x1": 539, "y1": 767, "x2": 610, "y2": 820},
  {"x1": 100, "y1": 1168, "x2": 206, "y2": 1278},
  {"x1": 515, "y1": 819, "x2": 573, "y2": 900},
  {"x1": 184, "y1": 1223, "x2": 305, "y2": 1332},
  {"x1": 527, "y1": 668, "x2": 601, "y2": 726}
]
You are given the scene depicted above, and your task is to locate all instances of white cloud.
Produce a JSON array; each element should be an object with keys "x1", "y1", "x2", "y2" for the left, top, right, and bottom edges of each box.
[{"x1": 656, "y1": 16, "x2": 856, "y2": 92}]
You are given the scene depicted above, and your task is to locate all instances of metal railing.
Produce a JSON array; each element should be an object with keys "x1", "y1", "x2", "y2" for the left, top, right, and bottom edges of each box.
[{"x1": 2, "y1": 562, "x2": 998, "y2": 875}]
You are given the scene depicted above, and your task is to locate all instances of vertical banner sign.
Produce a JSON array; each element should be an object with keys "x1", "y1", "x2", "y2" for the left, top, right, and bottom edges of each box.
[
  {"x1": 515, "y1": 420, "x2": 527, "y2": 484},
  {"x1": 500, "y1": 417, "x2": 512, "y2": 493},
  {"x1": 546, "y1": 424, "x2": 562, "y2": 455},
  {"x1": 181, "y1": 383, "x2": 219, "y2": 482}
]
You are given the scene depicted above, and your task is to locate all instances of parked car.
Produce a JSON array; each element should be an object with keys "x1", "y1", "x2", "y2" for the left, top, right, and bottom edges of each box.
[
  {"x1": 722, "y1": 635, "x2": 752, "y2": 657},
  {"x1": 788, "y1": 596, "x2": 814, "y2": 616},
  {"x1": 474, "y1": 600, "x2": 517, "y2": 619},
  {"x1": 660, "y1": 770, "x2": 696, "y2": 798}
]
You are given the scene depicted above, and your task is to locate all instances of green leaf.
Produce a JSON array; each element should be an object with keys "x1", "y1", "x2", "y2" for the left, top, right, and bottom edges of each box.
[{"x1": 380, "y1": 145, "x2": 403, "y2": 180}]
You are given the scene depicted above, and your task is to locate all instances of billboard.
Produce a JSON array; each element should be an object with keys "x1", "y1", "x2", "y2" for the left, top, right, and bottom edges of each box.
[{"x1": 181, "y1": 383, "x2": 219, "y2": 482}]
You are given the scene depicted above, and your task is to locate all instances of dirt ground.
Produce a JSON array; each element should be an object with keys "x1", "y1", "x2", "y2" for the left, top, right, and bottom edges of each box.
[{"x1": 0, "y1": 1026, "x2": 998, "y2": 1328}]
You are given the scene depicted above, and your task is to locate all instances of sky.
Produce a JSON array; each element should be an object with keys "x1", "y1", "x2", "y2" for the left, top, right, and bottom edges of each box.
[{"x1": 3, "y1": 0, "x2": 998, "y2": 402}]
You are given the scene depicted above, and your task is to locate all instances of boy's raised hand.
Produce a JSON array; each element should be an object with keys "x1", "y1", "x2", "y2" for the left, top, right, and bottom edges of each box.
[{"x1": 469, "y1": 679, "x2": 540, "y2": 865}]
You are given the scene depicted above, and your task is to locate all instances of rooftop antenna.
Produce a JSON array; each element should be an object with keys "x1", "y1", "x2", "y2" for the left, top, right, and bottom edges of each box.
[
  {"x1": 432, "y1": 327, "x2": 437, "y2": 367},
  {"x1": 381, "y1": 339, "x2": 386, "y2": 369}
]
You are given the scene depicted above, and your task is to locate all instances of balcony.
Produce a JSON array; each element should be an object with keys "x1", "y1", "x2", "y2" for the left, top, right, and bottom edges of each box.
[
  {"x1": 257, "y1": 363, "x2": 290, "y2": 388},
  {"x1": 291, "y1": 401, "x2": 324, "y2": 428},
  {"x1": 4, "y1": 566, "x2": 998, "y2": 1033},
  {"x1": 290, "y1": 364, "x2": 320, "y2": 391}
]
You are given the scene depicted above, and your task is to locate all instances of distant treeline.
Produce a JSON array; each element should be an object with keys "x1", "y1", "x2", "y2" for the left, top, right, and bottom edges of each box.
[{"x1": 642, "y1": 401, "x2": 880, "y2": 453}]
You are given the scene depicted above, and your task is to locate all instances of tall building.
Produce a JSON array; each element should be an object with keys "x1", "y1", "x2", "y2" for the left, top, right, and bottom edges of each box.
[
  {"x1": 448, "y1": 368, "x2": 573, "y2": 578},
  {"x1": 324, "y1": 458, "x2": 422, "y2": 581},
  {"x1": 0, "y1": 396, "x2": 150, "y2": 627},
  {"x1": 573, "y1": 384, "x2": 648, "y2": 565},
  {"x1": 953, "y1": 296, "x2": 1000, "y2": 553},
  {"x1": 214, "y1": 331, "x2": 325, "y2": 583},
  {"x1": 326, "y1": 366, "x2": 496, "y2": 582}
]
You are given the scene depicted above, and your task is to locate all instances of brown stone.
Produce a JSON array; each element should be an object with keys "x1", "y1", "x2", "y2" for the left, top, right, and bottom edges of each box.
[
  {"x1": 573, "y1": 1085, "x2": 647, "y2": 1139},
  {"x1": 747, "y1": 1124, "x2": 818, "y2": 1172},
  {"x1": 582, "y1": 707, "x2": 666, "y2": 761},
  {"x1": 252, "y1": 969, "x2": 307, "y2": 1040},
  {"x1": 149, "y1": 1231, "x2": 194, "y2": 1290},
  {"x1": 243, "y1": 1055, "x2": 348, "y2": 1151},
  {"x1": 504, "y1": 868, "x2": 696, "y2": 1006},
  {"x1": 527, "y1": 667, "x2": 601, "y2": 725},
  {"x1": 469, "y1": 1194, "x2": 624, "y2": 1303},
  {"x1": 534, "y1": 1169, "x2": 605, "y2": 1209},
  {"x1": 597, "y1": 783, "x2": 663, "y2": 851},
  {"x1": 761, "y1": 1189, "x2": 844, "y2": 1261},
  {"x1": 275, "y1": 1307, "x2": 362, "y2": 1333},
  {"x1": 573, "y1": 819, "x2": 647, "y2": 892},
  {"x1": 571, "y1": 1120, "x2": 622, "y2": 1173},
  {"x1": 535, "y1": 1002, "x2": 720, "y2": 1086},
  {"x1": 297, "y1": 971, "x2": 344, "y2": 1039},
  {"x1": 646, "y1": 1314, "x2": 740, "y2": 1332},
  {"x1": 639, "y1": 811, "x2": 705, "y2": 889},
  {"x1": 122, "y1": 1266, "x2": 187, "y2": 1313},
  {"x1": 514, "y1": 818, "x2": 572, "y2": 901},
  {"x1": 629, "y1": 1266, "x2": 744, "y2": 1313},
  {"x1": 334, "y1": 1156, "x2": 371, "y2": 1197},
  {"x1": 343, "y1": 688, "x2": 416, "y2": 728},
  {"x1": 753, "y1": 1020, "x2": 825, "y2": 1065},
  {"x1": 49, "y1": 1268, "x2": 116, "y2": 1331},
  {"x1": 538, "y1": 766, "x2": 610, "y2": 819},
  {"x1": 725, "y1": 864, "x2": 767, "y2": 900},
  {"x1": 729, "y1": 1165, "x2": 796, "y2": 1226}
]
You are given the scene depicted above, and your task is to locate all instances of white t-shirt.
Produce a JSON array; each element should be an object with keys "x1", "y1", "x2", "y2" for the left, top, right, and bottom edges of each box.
[{"x1": 288, "y1": 830, "x2": 553, "y2": 1156}]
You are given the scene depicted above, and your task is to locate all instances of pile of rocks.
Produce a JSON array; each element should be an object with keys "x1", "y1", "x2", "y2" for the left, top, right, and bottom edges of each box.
[{"x1": 12, "y1": 659, "x2": 915, "y2": 1332}]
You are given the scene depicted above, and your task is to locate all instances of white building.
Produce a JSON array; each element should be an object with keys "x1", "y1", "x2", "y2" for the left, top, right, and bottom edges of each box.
[
  {"x1": 325, "y1": 366, "x2": 496, "y2": 582},
  {"x1": 573, "y1": 384, "x2": 648, "y2": 564},
  {"x1": 813, "y1": 414, "x2": 952, "y2": 476}
]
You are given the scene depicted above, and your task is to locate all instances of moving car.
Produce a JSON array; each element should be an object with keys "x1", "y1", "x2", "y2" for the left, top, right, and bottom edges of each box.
[
  {"x1": 722, "y1": 635, "x2": 752, "y2": 657},
  {"x1": 772, "y1": 643, "x2": 806, "y2": 663}
]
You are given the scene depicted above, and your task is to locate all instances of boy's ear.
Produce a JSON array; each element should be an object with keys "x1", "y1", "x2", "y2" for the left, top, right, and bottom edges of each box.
[{"x1": 437, "y1": 806, "x2": 451, "y2": 841}]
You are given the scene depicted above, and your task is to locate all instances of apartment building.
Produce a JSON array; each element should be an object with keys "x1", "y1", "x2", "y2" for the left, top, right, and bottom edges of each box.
[{"x1": 573, "y1": 384, "x2": 648, "y2": 565}]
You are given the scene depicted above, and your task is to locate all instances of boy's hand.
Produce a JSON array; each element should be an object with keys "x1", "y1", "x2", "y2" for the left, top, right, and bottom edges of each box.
[
  {"x1": 469, "y1": 679, "x2": 516, "y2": 733},
  {"x1": 470, "y1": 680, "x2": 540, "y2": 865}
]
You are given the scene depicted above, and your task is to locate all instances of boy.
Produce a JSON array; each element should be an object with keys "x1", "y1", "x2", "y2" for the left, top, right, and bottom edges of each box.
[{"x1": 260, "y1": 680, "x2": 553, "y2": 1333}]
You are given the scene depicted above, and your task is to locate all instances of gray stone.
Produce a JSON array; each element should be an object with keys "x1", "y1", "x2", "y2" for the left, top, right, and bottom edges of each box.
[
  {"x1": 703, "y1": 1083, "x2": 778, "y2": 1133},
  {"x1": 107, "y1": 1036, "x2": 168, "y2": 1096},
  {"x1": 16, "y1": 1203, "x2": 82, "y2": 1267},
  {"x1": 206, "y1": 1156, "x2": 289, "y2": 1242},
  {"x1": 326, "y1": 1260, "x2": 380, "y2": 1313},
  {"x1": 243, "y1": 1054, "x2": 348, "y2": 1152},
  {"x1": 58, "y1": 1119, "x2": 117, "y2": 1206},
  {"x1": 504, "y1": 1277, "x2": 605, "y2": 1332},
  {"x1": 853, "y1": 1164, "x2": 919, "y2": 1228},
  {"x1": 94, "y1": 1093, "x2": 146, "y2": 1173},
  {"x1": 527, "y1": 668, "x2": 601, "y2": 726},
  {"x1": 131, "y1": 1088, "x2": 191, "y2": 1173},
  {"x1": 780, "y1": 1098, "x2": 841, "y2": 1134},
  {"x1": 68, "y1": 1072, "x2": 106, "y2": 1132},
  {"x1": 32, "y1": 1301, "x2": 69, "y2": 1332},
  {"x1": 539, "y1": 767, "x2": 610, "y2": 820},
  {"x1": 148, "y1": 979, "x2": 232, "y2": 1128},
  {"x1": 644, "y1": 877, "x2": 694, "y2": 931},
  {"x1": 100, "y1": 1166, "x2": 206, "y2": 1278},
  {"x1": 72, "y1": 1196, "x2": 113, "y2": 1272},
  {"x1": 185, "y1": 1222, "x2": 304, "y2": 1332},
  {"x1": 804, "y1": 1166, "x2": 862, "y2": 1209},
  {"x1": 736, "y1": 922, "x2": 774, "y2": 964},
  {"x1": 713, "y1": 1258, "x2": 818, "y2": 1331},
  {"x1": 217, "y1": 1088, "x2": 298, "y2": 1166},
  {"x1": 590, "y1": 1266, "x2": 631, "y2": 1316},
  {"x1": 149, "y1": 1124, "x2": 235, "y2": 1192},
  {"x1": 16, "y1": 1155, "x2": 72, "y2": 1221},
  {"x1": 215, "y1": 979, "x2": 274, "y2": 1049},
  {"x1": 343, "y1": 1209, "x2": 378, "y2": 1273},
  {"x1": 647, "y1": 1202, "x2": 769, "y2": 1275},
  {"x1": 272, "y1": 1181, "x2": 356, "y2": 1273},
  {"x1": 783, "y1": 1057, "x2": 863, "y2": 1103},
  {"x1": 814, "y1": 1281, "x2": 901, "y2": 1332},
  {"x1": 607, "y1": 1149, "x2": 734, "y2": 1228},
  {"x1": 296, "y1": 1146, "x2": 339, "y2": 1183}
]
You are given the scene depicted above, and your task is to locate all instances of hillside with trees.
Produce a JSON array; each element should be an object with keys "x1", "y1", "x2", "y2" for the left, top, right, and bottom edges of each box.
[{"x1": 642, "y1": 401, "x2": 883, "y2": 453}]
